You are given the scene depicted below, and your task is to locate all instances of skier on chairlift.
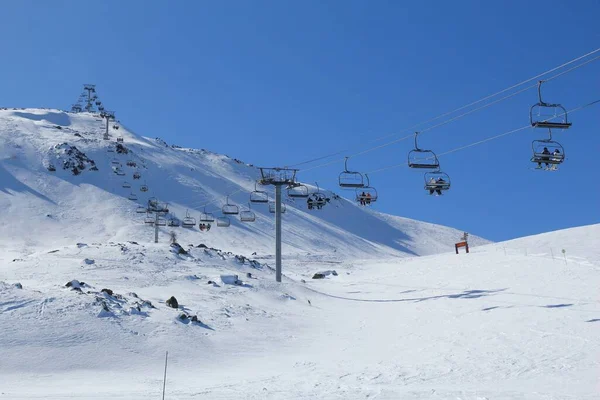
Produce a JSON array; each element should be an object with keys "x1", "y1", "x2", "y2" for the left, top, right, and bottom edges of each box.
[{"x1": 537, "y1": 147, "x2": 551, "y2": 169}]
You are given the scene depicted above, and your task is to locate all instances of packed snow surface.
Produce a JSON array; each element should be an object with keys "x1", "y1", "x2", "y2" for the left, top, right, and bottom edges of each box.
[{"x1": 0, "y1": 109, "x2": 597, "y2": 399}]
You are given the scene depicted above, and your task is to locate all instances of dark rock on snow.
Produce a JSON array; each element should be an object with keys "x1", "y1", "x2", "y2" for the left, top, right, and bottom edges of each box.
[{"x1": 166, "y1": 296, "x2": 179, "y2": 309}]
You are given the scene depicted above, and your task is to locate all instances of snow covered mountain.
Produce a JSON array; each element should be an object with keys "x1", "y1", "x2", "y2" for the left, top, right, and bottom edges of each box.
[
  {"x1": 3, "y1": 108, "x2": 597, "y2": 399},
  {"x1": 0, "y1": 107, "x2": 487, "y2": 261}
]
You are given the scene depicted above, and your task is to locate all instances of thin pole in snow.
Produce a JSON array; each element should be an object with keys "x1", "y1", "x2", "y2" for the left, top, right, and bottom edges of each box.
[
  {"x1": 550, "y1": 248, "x2": 555, "y2": 260},
  {"x1": 162, "y1": 351, "x2": 168, "y2": 400}
]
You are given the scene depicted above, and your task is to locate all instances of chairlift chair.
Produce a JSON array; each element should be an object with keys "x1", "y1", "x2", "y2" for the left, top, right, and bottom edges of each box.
[
  {"x1": 107, "y1": 147, "x2": 115, "y2": 153},
  {"x1": 338, "y1": 157, "x2": 364, "y2": 188},
  {"x1": 200, "y1": 207, "x2": 215, "y2": 223},
  {"x1": 168, "y1": 218, "x2": 180, "y2": 227},
  {"x1": 147, "y1": 197, "x2": 159, "y2": 211},
  {"x1": 531, "y1": 129, "x2": 565, "y2": 169},
  {"x1": 287, "y1": 183, "x2": 309, "y2": 198},
  {"x1": 115, "y1": 168, "x2": 125, "y2": 176},
  {"x1": 122, "y1": 181, "x2": 131, "y2": 189},
  {"x1": 250, "y1": 181, "x2": 269, "y2": 203},
  {"x1": 144, "y1": 212, "x2": 155, "y2": 225},
  {"x1": 140, "y1": 183, "x2": 149, "y2": 192},
  {"x1": 222, "y1": 196, "x2": 239, "y2": 215},
  {"x1": 408, "y1": 132, "x2": 440, "y2": 169},
  {"x1": 530, "y1": 81, "x2": 572, "y2": 130},
  {"x1": 240, "y1": 203, "x2": 256, "y2": 222},
  {"x1": 128, "y1": 192, "x2": 138, "y2": 201},
  {"x1": 133, "y1": 172, "x2": 141, "y2": 180},
  {"x1": 355, "y1": 174, "x2": 378, "y2": 204},
  {"x1": 136, "y1": 206, "x2": 147, "y2": 213},
  {"x1": 216, "y1": 216, "x2": 231, "y2": 227},
  {"x1": 268, "y1": 202, "x2": 286, "y2": 214},
  {"x1": 111, "y1": 158, "x2": 120, "y2": 166},
  {"x1": 181, "y1": 210, "x2": 196, "y2": 228},
  {"x1": 156, "y1": 217, "x2": 167, "y2": 226},
  {"x1": 424, "y1": 169, "x2": 451, "y2": 195}
]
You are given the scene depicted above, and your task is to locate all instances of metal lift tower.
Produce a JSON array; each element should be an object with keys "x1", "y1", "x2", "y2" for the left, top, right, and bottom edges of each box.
[
  {"x1": 101, "y1": 110, "x2": 115, "y2": 140},
  {"x1": 258, "y1": 167, "x2": 298, "y2": 282}
]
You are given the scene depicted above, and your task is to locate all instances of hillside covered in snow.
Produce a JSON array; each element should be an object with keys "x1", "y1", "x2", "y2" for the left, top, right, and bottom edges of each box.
[
  {"x1": 1, "y1": 108, "x2": 598, "y2": 399},
  {"x1": 0, "y1": 108, "x2": 487, "y2": 261}
]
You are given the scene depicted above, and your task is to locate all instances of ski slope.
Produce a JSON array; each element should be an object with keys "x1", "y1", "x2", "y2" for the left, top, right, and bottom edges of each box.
[
  {"x1": 0, "y1": 108, "x2": 486, "y2": 262},
  {"x1": 0, "y1": 108, "x2": 597, "y2": 399},
  {"x1": 0, "y1": 223, "x2": 598, "y2": 399}
]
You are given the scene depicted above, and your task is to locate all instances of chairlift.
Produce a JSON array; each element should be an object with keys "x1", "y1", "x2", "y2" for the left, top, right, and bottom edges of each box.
[
  {"x1": 122, "y1": 181, "x2": 131, "y2": 189},
  {"x1": 531, "y1": 129, "x2": 565, "y2": 170},
  {"x1": 126, "y1": 160, "x2": 136, "y2": 167},
  {"x1": 530, "y1": 81, "x2": 572, "y2": 130},
  {"x1": 424, "y1": 169, "x2": 451, "y2": 195},
  {"x1": 168, "y1": 218, "x2": 180, "y2": 227},
  {"x1": 240, "y1": 203, "x2": 256, "y2": 222},
  {"x1": 136, "y1": 206, "x2": 147, "y2": 213},
  {"x1": 182, "y1": 210, "x2": 196, "y2": 228},
  {"x1": 199, "y1": 206, "x2": 215, "y2": 223},
  {"x1": 156, "y1": 217, "x2": 167, "y2": 226},
  {"x1": 113, "y1": 124, "x2": 120, "y2": 130},
  {"x1": 408, "y1": 132, "x2": 440, "y2": 169},
  {"x1": 268, "y1": 202, "x2": 286, "y2": 214},
  {"x1": 250, "y1": 181, "x2": 269, "y2": 203},
  {"x1": 355, "y1": 174, "x2": 378, "y2": 205},
  {"x1": 287, "y1": 182, "x2": 309, "y2": 198},
  {"x1": 147, "y1": 197, "x2": 159, "y2": 210},
  {"x1": 338, "y1": 157, "x2": 364, "y2": 188},
  {"x1": 144, "y1": 212, "x2": 155, "y2": 225},
  {"x1": 216, "y1": 216, "x2": 231, "y2": 227},
  {"x1": 111, "y1": 158, "x2": 120, "y2": 166},
  {"x1": 133, "y1": 172, "x2": 141, "y2": 180},
  {"x1": 47, "y1": 163, "x2": 56, "y2": 172},
  {"x1": 115, "y1": 168, "x2": 125, "y2": 176},
  {"x1": 116, "y1": 137, "x2": 124, "y2": 143},
  {"x1": 222, "y1": 196, "x2": 239, "y2": 215},
  {"x1": 128, "y1": 192, "x2": 138, "y2": 201},
  {"x1": 140, "y1": 182, "x2": 149, "y2": 192},
  {"x1": 307, "y1": 182, "x2": 328, "y2": 210},
  {"x1": 107, "y1": 147, "x2": 115, "y2": 153}
]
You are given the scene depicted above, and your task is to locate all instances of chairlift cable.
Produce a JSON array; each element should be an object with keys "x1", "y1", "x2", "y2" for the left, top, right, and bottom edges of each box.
[
  {"x1": 289, "y1": 49, "x2": 600, "y2": 171},
  {"x1": 298, "y1": 56, "x2": 600, "y2": 174},
  {"x1": 364, "y1": 98, "x2": 600, "y2": 175}
]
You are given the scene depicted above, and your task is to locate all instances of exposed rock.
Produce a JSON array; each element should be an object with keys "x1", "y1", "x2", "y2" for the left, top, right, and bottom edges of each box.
[
  {"x1": 101, "y1": 288, "x2": 113, "y2": 296},
  {"x1": 166, "y1": 296, "x2": 179, "y2": 309},
  {"x1": 312, "y1": 273, "x2": 326, "y2": 279},
  {"x1": 13, "y1": 283, "x2": 23, "y2": 289},
  {"x1": 84, "y1": 258, "x2": 95, "y2": 265},
  {"x1": 65, "y1": 280, "x2": 86, "y2": 289}
]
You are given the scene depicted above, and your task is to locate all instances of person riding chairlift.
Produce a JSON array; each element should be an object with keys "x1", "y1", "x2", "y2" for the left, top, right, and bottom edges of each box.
[
  {"x1": 537, "y1": 147, "x2": 551, "y2": 169},
  {"x1": 359, "y1": 191, "x2": 367, "y2": 206},
  {"x1": 306, "y1": 197, "x2": 314, "y2": 210},
  {"x1": 365, "y1": 192, "x2": 372, "y2": 205},
  {"x1": 549, "y1": 148, "x2": 561, "y2": 171}
]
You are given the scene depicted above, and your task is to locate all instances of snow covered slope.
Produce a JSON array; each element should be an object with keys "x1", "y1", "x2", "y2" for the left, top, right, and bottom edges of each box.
[
  {"x1": 6, "y1": 108, "x2": 598, "y2": 399},
  {"x1": 0, "y1": 108, "x2": 488, "y2": 262},
  {"x1": 0, "y1": 220, "x2": 597, "y2": 399}
]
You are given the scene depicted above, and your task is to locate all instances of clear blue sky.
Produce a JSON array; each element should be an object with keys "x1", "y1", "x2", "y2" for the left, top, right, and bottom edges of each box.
[{"x1": 1, "y1": 0, "x2": 599, "y2": 241}]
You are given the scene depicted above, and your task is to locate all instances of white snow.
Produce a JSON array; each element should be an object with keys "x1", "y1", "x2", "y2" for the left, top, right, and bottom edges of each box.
[{"x1": 0, "y1": 108, "x2": 597, "y2": 399}]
